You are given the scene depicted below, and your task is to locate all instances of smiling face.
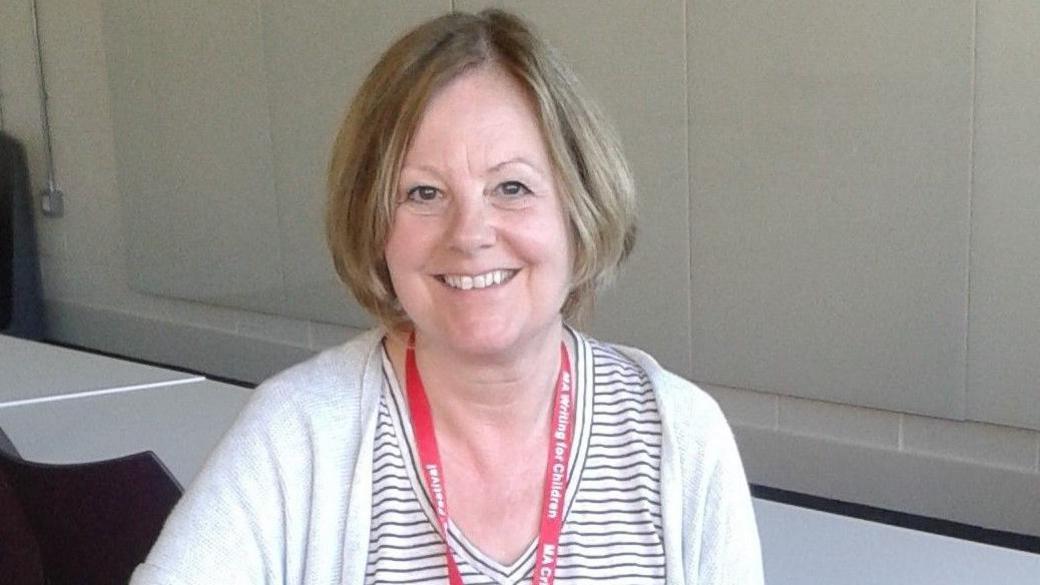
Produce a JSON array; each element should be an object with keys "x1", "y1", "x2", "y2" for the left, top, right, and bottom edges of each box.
[{"x1": 384, "y1": 66, "x2": 572, "y2": 359}]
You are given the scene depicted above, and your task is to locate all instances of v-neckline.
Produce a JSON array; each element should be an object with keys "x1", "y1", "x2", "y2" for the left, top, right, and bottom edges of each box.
[{"x1": 379, "y1": 327, "x2": 595, "y2": 583}]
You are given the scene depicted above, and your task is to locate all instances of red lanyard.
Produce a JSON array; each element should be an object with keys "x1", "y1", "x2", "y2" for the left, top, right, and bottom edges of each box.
[{"x1": 404, "y1": 332, "x2": 575, "y2": 585}]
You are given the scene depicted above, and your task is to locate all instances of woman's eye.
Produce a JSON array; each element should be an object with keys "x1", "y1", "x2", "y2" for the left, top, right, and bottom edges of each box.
[
  {"x1": 497, "y1": 181, "x2": 532, "y2": 197},
  {"x1": 406, "y1": 185, "x2": 440, "y2": 202}
]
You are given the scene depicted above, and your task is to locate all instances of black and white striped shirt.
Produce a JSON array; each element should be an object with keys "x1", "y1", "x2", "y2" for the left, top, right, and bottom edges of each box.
[{"x1": 366, "y1": 331, "x2": 665, "y2": 584}]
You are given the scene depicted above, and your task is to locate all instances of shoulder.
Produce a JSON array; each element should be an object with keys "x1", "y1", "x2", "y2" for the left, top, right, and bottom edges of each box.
[
  {"x1": 192, "y1": 327, "x2": 387, "y2": 492},
  {"x1": 258, "y1": 327, "x2": 385, "y2": 402},
  {"x1": 242, "y1": 328, "x2": 386, "y2": 425},
  {"x1": 601, "y1": 341, "x2": 728, "y2": 431},
  {"x1": 596, "y1": 339, "x2": 738, "y2": 474},
  {"x1": 571, "y1": 329, "x2": 731, "y2": 448}
]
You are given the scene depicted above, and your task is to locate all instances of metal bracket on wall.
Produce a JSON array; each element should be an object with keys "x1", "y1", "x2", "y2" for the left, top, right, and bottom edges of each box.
[
  {"x1": 0, "y1": 62, "x2": 7, "y2": 129},
  {"x1": 31, "y1": 0, "x2": 64, "y2": 218},
  {"x1": 0, "y1": 28, "x2": 8, "y2": 129}
]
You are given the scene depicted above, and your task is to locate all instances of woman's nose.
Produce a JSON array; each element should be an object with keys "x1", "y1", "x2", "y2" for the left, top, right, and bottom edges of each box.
[{"x1": 446, "y1": 193, "x2": 495, "y2": 254}]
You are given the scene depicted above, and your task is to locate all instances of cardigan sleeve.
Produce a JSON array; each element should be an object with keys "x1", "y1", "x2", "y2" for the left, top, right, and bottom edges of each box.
[
  {"x1": 130, "y1": 380, "x2": 307, "y2": 585},
  {"x1": 131, "y1": 332, "x2": 381, "y2": 585},
  {"x1": 692, "y1": 414, "x2": 764, "y2": 585}
]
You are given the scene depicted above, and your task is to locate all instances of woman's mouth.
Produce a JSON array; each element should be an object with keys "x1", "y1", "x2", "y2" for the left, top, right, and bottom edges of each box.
[{"x1": 436, "y1": 269, "x2": 518, "y2": 290}]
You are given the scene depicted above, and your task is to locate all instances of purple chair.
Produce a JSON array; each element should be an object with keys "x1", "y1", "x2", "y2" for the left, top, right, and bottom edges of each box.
[
  {"x1": 0, "y1": 424, "x2": 18, "y2": 458},
  {"x1": 0, "y1": 436, "x2": 45, "y2": 585},
  {"x1": 0, "y1": 433, "x2": 182, "y2": 585}
]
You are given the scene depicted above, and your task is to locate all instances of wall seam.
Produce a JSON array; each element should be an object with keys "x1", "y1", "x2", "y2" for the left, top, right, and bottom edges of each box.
[
  {"x1": 0, "y1": 35, "x2": 7, "y2": 129},
  {"x1": 1035, "y1": 434, "x2": 1039, "y2": 472},
  {"x1": 251, "y1": 0, "x2": 291, "y2": 319},
  {"x1": 683, "y1": 0, "x2": 693, "y2": 380},
  {"x1": 961, "y1": 0, "x2": 978, "y2": 422},
  {"x1": 772, "y1": 395, "x2": 779, "y2": 431},
  {"x1": 307, "y1": 322, "x2": 317, "y2": 350}
]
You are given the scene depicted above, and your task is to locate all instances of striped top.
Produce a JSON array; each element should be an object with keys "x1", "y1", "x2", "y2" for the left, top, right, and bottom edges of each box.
[{"x1": 366, "y1": 331, "x2": 666, "y2": 584}]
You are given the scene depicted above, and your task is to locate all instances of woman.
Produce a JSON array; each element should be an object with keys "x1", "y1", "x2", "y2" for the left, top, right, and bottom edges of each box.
[{"x1": 133, "y1": 9, "x2": 761, "y2": 585}]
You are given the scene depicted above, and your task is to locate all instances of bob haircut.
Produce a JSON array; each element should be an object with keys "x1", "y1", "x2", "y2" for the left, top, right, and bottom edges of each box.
[{"x1": 327, "y1": 9, "x2": 636, "y2": 328}]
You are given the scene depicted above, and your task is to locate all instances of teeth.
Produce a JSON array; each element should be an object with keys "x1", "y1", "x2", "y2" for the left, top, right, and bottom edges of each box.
[{"x1": 442, "y1": 270, "x2": 514, "y2": 290}]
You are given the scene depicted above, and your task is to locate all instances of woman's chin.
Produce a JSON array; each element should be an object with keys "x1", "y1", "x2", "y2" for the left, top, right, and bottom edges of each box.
[
  {"x1": 441, "y1": 326, "x2": 522, "y2": 358},
  {"x1": 422, "y1": 318, "x2": 561, "y2": 361}
]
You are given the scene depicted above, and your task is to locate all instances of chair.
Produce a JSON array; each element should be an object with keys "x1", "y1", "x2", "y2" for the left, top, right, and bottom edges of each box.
[
  {"x1": 0, "y1": 427, "x2": 45, "y2": 585},
  {"x1": 0, "y1": 424, "x2": 20, "y2": 457},
  {"x1": 0, "y1": 446, "x2": 182, "y2": 585},
  {"x1": 1, "y1": 131, "x2": 46, "y2": 339}
]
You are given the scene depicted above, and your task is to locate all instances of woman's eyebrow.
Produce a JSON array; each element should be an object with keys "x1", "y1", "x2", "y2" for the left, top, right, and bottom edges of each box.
[
  {"x1": 400, "y1": 158, "x2": 546, "y2": 180},
  {"x1": 399, "y1": 163, "x2": 446, "y2": 181},
  {"x1": 488, "y1": 157, "x2": 545, "y2": 176}
]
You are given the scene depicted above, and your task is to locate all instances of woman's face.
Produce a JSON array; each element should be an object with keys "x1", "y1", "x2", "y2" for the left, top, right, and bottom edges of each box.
[{"x1": 384, "y1": 66, "x2": 572, "y2": 359}]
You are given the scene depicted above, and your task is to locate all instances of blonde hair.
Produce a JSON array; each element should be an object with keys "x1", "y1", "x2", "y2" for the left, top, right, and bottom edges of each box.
[{"x1": 327, "y1": 9, "x2": 635, "y2": 328}]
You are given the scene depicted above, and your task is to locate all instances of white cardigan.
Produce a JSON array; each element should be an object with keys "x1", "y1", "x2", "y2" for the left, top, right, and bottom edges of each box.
[{"x1": 131, "y1": 329, "x2": 763, "y2": 585}]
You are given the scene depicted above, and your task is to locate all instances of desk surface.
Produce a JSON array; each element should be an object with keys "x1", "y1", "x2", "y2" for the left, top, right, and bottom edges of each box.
[
  {"x1": 755, "y1": 498, "x2": 1040, "y2": 584},
  {"x1": 0, "y1": 335, "x2": 201, "y2": 407},
  {"x1": 0, "y1": 378, "x2": 251, "y2": 485}
]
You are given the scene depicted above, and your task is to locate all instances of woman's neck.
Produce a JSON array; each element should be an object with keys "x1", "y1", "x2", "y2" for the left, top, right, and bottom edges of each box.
[{"x1": 385, "y1": 323, "x2": 570, "y2": 466}]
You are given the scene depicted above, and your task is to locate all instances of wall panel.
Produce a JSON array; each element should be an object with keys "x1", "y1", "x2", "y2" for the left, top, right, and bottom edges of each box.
[
  {"x1": 968, "y1": 0, "x2": 1040, "y2": 431},
  {"x1": 687, "y1": 0, "x2": 974, "y2": 417},
  {"x1": 102, "y1": 1, "x2": 286, "y2": 314}
]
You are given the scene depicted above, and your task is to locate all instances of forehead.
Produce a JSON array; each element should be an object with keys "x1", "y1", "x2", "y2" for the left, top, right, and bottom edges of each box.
[{"x1": 404, "y1": 66, "x2": 549, "y2": 169}]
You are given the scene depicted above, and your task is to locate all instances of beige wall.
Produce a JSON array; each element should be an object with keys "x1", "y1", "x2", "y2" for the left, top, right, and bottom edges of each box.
[{"x1": 1, "y1": 0, "x2": 1037, "y2": 536}]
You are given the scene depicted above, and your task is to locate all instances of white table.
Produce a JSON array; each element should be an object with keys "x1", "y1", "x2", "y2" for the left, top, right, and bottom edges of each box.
[
  {"x1": 754, "y1": 498, "x2": 1040, "y2": 584},
  {"x1": 0, "y1": 334, "x2": 201, "y2": 407},
  {"x1": 0, "y1": 378, "x2": 250, "y2": 486}
]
